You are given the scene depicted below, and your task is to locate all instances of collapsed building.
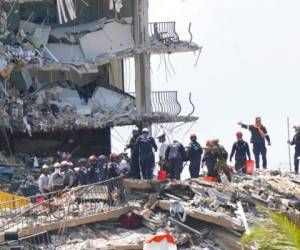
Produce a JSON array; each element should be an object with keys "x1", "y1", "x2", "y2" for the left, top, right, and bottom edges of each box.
[{"x1": 0, "y1": 0, "x2": 200, "y2": 158}]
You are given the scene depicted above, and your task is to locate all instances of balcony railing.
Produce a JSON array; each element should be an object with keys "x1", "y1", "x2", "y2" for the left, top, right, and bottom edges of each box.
[
  {"x1": 129, "y1": 91, "x2": 182, "y2": 116},
  {"x1": 149, "y1": 22, "x2": 180, "y2": 45}
]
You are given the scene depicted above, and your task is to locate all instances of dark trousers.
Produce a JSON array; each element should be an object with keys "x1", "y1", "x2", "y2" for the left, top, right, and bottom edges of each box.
[
  {"x1": 235, "y1": 157, "x2": 247, "y2": 173},
  {"x1": 253, "y1": 143, "x2": 267, "y2": 169},
  {"x1": 295, "y1": 153, "x2": 300, "y2": 174},
  {"x1": 189, "y1": 159, "x2": 201, "y2": 178},
  {"x1": 130, "y1": 155, "x2": 140, "y2": 179},
  {"x1": 168, "y1": 159, "x2": 183, "y2": 180},
  {"x1": 139, "y1": 154, "x2": 155, "y2": 179}
]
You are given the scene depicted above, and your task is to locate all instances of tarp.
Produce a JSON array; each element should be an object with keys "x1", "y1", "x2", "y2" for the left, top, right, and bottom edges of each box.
[{"x1": 0, "y1": 192, "x2": 29, "y2": 211}]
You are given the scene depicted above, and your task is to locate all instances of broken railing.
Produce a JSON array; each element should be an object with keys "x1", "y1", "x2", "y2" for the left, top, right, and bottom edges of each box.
[
  {"x1": 0, "y1": 177, "x2": 126, "y2": 232},
  {"x1": 149, "y1": 22, "x2": 180, "y2": 45},
  {"x1": 129, "y1": 91, "x2": 182, "y2": 115}
]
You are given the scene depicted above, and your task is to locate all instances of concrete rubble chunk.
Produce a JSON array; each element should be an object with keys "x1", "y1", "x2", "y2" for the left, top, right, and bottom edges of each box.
[{"x1": 80, "y1": 21, "x2": 135, "y2": 59}]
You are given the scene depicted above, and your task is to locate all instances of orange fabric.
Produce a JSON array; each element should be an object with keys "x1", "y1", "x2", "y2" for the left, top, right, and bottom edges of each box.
[
  {"x1": 145, "y1": 233, "x2": 175, "y2": 244},
  {"x1": 254, "y1": 123, "x2": 266, "y2": 138}
]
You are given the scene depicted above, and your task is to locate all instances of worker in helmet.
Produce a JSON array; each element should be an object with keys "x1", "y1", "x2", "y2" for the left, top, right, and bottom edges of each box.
[
  {"x1": 38, "y1": 164, "x2": 50, "y2": 194},
  {"x1": 48, "y1": 163, "x2": 64, "y2": 191},
  {"x1": 97, "y1": 155, "x2": 109, "y2": 181},
  {"x1": 77, "y1": 158, "x2": 89, "y2": 185},
  {"x1": 186, "y1": 133, "x2": 203, "y2": 178},
  {"x1": 135, "y1": 128, "x2": 158, "y2": 179},
  {"x1": 202, "y1": 140, "x2": 218, "y2": 177},
  {"x1": 157, "y1": 132, "x2": 169, "y2": 173},
  {"x1": 62, "y1": 161, "x2": 76, "y2": 188},
  {"x1": 88, "y1": 155, "x2": 98, "y2": 184},
  {"x1": 288, "y1": 126, "x2": 300, "y2": 174},
  {"x1": 230, "y1": 132, "x2": 251, "y2": 173},
  {"x1": 165, "y1": 140, "x2": 186, "y2": 180},
  {"x1": 108, "y1": 153, "x2": 122, "y2": 178},
  {"x1": 125, "y1": 127, "x2": 140, "y2": 179},
  {"x1": 211, "y1": 139, "x2": 231, "y2": 182},
  {"x1": 238, "y1": 117, "x2": 271, "y2": 169}
]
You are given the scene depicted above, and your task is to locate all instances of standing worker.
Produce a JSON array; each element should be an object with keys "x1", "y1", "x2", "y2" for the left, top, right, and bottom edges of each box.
[
  {"x1": 48, "y1": 163, "x2": 64, "y2": 192},
  {"x1": 288, "y1": 126, "x2": 300, "y2": 174},
  {"x1": 125, "y1": 127, "x2": 140, "y2": 179},
  {"x1": 165, "y1": 140, "x2": 186, "y2": 180},
  {"x1": 230, "y1": 132, "x2": 251, "y2": 173},
  {"x1": 38, "y1": 164, "x2": 50, "y2": 194},
  {"x1": 238, "y1": 117, "x2": 271, "y2": 169},
  {"x1": 187, "y1": 134, "x2": 203, "y2": 178},
  {"x1": 157, "y1": 132, "x2": 169, "y2": 172},
  {"x1": 212, "y1": 139, "x2": 231, "y2": 182},
  {"x1": 135, "y1": 128, "x2": 158, "y2": 179},
  {"x1": 202, "y1": 140, "x2": 218, "y2": 177},
  {"x1": 88, "y1": 155, "x2": 98, "y2": 183}
]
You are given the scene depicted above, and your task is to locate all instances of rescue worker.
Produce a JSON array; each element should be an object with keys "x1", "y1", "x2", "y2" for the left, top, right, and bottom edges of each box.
[
  {"x1": 88, "y1": 155, "x2": 99, "y2": 183},
  {"x1": 157, "y1": 132, "x2": 169, "y2": 172},
  {"x1": 77, "y1": 158, "x2": 89, "y2": 185},
  {"x1": 239, "y1": 117, "x2": 271, "y2": 169},
  {"x1": 212, "y1": 139, "x2": 231, "y2": 182},
  {"x1": 118, "y1": 153, "x2": 131, "y2": 177},
  {"x1": 48, "y1": 163, "x2": 64, "y2": 191},
  {"x1": 187, "y1": 134, "x2": 203, "y2": 178},
  {"x1": 202, "y1": 140, "x2": 218, "y2": 177},
  {"x1": 62, "y1": 161, "x2": 76, "y2": 188},
  {"x1": 38, "y1": 164, "x2": 50, "y2": 194},
  {"x1": 125, "y1": 127, "x2": 140, "y2": 179},
  {"x1": 135, "y1": 128, "x2": 158, "y2": 179},
  {"x1": 165, "y1": 140, "x2": 186, "y2": 180},
  {"x1": 97, "y1": 155, "x2": 109, "y2": 181},
  {"x1": 108, "y1": 153, "x2": 122, "y2": 179},
  {"x1": 230, "y1": 131, "x2": 251, "y2": 173},
  {"x1": 288, "y1": 126, "x2": 300, "y2": 174}
]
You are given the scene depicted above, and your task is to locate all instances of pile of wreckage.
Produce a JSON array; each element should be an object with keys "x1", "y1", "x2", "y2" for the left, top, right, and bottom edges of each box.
[{"x1": 0, "y1": 171, "x2": 300, "y2": 249}]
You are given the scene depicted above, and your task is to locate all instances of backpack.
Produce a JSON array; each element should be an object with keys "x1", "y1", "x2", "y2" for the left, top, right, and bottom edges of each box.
[{"x1": 168, "y1": 143, "x2": 180, "y2": 160}]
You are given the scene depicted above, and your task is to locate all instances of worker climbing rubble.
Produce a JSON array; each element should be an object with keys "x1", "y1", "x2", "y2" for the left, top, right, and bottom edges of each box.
[
  {"x1": 186, "y1": 133, "x2": 203, "y2": 178},
  {"x1": 288, "y1": 126, "x2": 300, "y2": 174},
  {"x1": 165, "y1": 140, "x2": 186, "y2": 180},
  {"x1": 230, "y1": 131, "x2": 251, "y2": 173},
  {"x1": 202, "y1": 140, "x2": 218, "y2": 177},
  {"x1": 211, "y1": 139, "x2": 231, "y2": 182},
  {"x1": 239, "y1": 116, "x2": 271, "y2": 169},
  {"x1": 135, "y1": 128, "x2": 158, "y2": 179}
]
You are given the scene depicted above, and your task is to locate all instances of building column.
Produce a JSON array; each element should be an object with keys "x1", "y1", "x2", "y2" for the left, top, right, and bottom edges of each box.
[{"x1": 133, "y1": 0, "x2": 152, "y2": 117}]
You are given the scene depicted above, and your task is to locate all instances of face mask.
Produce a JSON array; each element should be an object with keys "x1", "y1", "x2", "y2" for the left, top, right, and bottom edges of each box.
[{"x1": 55, "y1": 169, "x2": 61, "y2": 174}]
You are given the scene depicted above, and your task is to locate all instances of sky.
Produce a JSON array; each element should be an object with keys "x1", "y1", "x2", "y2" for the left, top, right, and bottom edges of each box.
[{"x1": 112, "y1": 0, "x2": 300, "y2": 171}]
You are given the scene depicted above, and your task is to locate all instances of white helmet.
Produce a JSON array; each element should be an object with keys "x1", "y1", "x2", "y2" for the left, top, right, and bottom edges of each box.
[
  {"x1": 53, "y1": 162, "x2": 61, "y2": 168},
  {"x1": 42, "y1": 164, "x2": 49, "y2": 170},
  {"x1": 142, "y1": 128, "x2": 149, "y2": 133}
]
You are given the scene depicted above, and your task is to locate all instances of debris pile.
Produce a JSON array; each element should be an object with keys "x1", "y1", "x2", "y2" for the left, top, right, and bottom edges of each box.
[{"x1": 1, "y1": 171, "x2": 299, "y2": 249}]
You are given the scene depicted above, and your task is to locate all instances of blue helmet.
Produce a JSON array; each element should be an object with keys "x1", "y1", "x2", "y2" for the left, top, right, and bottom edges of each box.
[{"x1": 97, "y1": 155, "x2": 106, "y2": 161}]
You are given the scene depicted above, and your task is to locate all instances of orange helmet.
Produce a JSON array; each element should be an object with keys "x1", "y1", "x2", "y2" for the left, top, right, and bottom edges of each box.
[{"x1": 88, "y1": 155, "x2": 97, "y2": 161}]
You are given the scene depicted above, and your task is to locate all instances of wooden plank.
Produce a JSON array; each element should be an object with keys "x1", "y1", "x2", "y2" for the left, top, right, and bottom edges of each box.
[
  {"x1": 158, "y1": 200, "x2": 245, "y2": 233},
  {"x1": 213, "y1": 230, "x2": 243, "y2": 250},
  {"x1": 0, "y1": 206, "x2": 137, "y2": 244}
]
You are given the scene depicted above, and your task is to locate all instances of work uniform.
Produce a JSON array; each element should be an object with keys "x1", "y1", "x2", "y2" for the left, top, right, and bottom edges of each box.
[
  {"x1": 88, "y1": 164, "x2": 99, "y2": 184},
  {"x1": 158, "y1": 141, "x2": 169, "y2": 171},
  {"x1": 241, "y1": 124, "x2": 270, "y2": 169},
  {"x1": 187, "y1": 140, "x2": 203, "y2": 178},
  {"x1": 38, "y1": 173, "x2": 49, "y2": 194},
  {"x1": 78, "y1": 168, "x2": 89, "y2": 185},
  {"x1": 214, "y1": 144, "x2": 231, "y2": 181},
  {"x1": 202, "y1": 149, "x2": 218, "y2": 177},
  {"x1": 49, "y1": 170, "x2": 64, "y2": 191},
  {"x1": 135, "y1": 135, "x2": 158, "y2": 179},
  {"x1": 230, "y1": 140, "x2": 251, "y2": 173},
  {"x1": 63, "y1": 168, "x2": 76, "y2": 188},
  {"x1": 290, "y1": 132, "x2": 300, "y2": 174},
  {"x1": 127, "y1": 134, "x2": 140, "y2": 179},
  {"x1": 165, "y1": 141, "x2": 186, "y2": 180}
]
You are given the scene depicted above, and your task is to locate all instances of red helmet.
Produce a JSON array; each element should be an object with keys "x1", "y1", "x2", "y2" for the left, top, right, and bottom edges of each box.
[
  {"x1": 190, "y1": 133, "x2": 197, "y2": 139},
  {"x1": 236, "y1": 131, "x2": 243, "y2": 138},
  {"x1": 206, "y1": 140, "x2": 212, "y2": 146},
  {"x1": 110, "y1": 152, "x2": 118, "y2": 160},
  {"x1": 88, "y1": 155, "x2": 97, "y2": 161}
]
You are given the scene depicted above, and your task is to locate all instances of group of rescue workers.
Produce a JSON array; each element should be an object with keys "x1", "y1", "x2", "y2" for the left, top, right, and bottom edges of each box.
[{"x1": 38, "y1": 116, "x2": 300, "y2": 194}]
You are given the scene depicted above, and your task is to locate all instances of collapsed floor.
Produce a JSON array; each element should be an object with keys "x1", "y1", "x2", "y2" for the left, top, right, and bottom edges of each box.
[{"x1": 1, "y1": 171, "x2": 300, "y2": 249}]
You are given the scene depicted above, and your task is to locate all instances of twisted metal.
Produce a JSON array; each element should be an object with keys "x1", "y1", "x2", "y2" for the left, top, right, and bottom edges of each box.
[{"x1": 0, "y1": 177, "x2": 126, "y2": 233}]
